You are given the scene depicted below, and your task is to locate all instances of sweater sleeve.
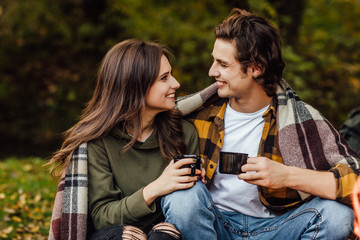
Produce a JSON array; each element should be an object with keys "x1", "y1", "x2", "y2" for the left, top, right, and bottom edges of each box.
[
  {"x1": 329, "y1": 163, "x2": 359, "y2": 206},
  {"x1": 87, "y1": 140, "x2": 156, "y2": 231},
  {"x1": 176, "y1": 83, "x2": 218, "y2": 116}
]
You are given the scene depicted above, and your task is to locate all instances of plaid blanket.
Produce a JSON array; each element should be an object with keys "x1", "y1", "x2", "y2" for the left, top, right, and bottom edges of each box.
[
  {"x1": 276, "y1": 79, "x2": 359, "y2": 170},
  {"x1": 275, "y1": 80, "x2": 360, "y2": 202},
  {"x1": 48, "y1": 143, "x2": 88, "y2": 240},
  {"x1": 178, "y1": 79, "x2": 360, "y2": 204}
]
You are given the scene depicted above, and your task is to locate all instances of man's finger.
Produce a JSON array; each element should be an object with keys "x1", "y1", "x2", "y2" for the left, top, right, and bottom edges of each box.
[{"x1": 238, "y1": 171, "x2": 261, "y2": 180}]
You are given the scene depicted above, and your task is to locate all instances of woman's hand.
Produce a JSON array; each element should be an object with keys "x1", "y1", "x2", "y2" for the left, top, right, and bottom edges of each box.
[
  {"x1": 200, "y1": 157, "x2": 207, "y2": 184},
  {"x1": 143, "y1": 157, "x2": 202, "y2": 206}
]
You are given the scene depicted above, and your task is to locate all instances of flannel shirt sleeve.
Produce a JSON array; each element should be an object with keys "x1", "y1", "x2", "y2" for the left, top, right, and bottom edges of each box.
[{"x1": 329, "y1": 163, "x2": 359, "y2": 206}]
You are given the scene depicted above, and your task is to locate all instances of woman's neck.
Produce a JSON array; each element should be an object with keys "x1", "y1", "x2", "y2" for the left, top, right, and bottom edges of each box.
[
  {"x1": 128, "y1": 110, "x2": 156, "y2": 141},
  {"x1": 138, "y1": 127, "x2": 153, "y2": 142}
]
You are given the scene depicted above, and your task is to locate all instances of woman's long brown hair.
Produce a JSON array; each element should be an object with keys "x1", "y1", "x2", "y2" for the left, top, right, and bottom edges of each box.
[{"x1": 47, "y1": 39, "x2": 186, "y2": 178}]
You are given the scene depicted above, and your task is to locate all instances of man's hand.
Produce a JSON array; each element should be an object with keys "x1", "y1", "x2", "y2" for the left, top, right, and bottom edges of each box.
[
  {"x1": 238, "y1": 157, "x2": 289, "y2": 189},
  {"x1": 238, "y1": 157, "x2": 337, "y2": 200}
]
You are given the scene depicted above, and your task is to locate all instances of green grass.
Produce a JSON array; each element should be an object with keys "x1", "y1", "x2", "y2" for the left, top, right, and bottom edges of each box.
[{"x1": 0, "y1": 157, "x2": 57, "y2": 239}]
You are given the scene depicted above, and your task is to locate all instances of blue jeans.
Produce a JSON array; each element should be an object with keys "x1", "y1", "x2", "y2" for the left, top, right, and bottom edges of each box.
[{"x1": 161, "y1": 182, "x2": 354, "y2": 240}]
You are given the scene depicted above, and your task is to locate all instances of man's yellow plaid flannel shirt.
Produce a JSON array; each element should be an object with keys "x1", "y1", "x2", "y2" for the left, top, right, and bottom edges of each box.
[{"x1": 186, "y1": 97, "x2": 357, "y2": 213}]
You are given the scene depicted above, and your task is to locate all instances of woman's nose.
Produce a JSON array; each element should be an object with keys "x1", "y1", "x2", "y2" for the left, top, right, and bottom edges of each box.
[{"x1": 171, "y1": 76, "x2": 180, "y2": 89}]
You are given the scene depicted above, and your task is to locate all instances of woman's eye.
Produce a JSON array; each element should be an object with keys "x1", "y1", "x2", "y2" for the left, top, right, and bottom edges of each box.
[{"x1": 161, "y1": 75, "x2": 168, "y2": 80}]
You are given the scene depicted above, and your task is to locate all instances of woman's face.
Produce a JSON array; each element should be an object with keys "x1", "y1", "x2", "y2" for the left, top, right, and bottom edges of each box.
[{"x1": 144, "y1": 55, "x2": 180, "y2": 115}]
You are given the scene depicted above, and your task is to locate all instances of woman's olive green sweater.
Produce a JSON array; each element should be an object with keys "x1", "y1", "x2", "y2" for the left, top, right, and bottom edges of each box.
[{"x1": 88, "y1": 120, "x2": 199, "y2": 231}]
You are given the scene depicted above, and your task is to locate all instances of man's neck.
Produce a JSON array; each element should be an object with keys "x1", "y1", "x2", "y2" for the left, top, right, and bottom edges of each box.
[{"x1": 229, "y1": 90, "x2": 272, "y2": 113}]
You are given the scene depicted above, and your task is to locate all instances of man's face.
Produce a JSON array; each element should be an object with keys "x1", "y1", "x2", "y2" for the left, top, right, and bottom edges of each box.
[{"x1": 209, "y1": 39, "x2": 259, "y2": 100}]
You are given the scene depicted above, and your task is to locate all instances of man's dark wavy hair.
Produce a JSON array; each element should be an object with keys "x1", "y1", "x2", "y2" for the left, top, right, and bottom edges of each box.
[{"x1": 215, "y1": 9, "x2": 285, "y2": 96}]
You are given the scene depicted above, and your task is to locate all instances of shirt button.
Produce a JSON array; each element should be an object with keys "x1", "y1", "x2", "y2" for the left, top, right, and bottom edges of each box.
[{"x1": 210, "y1": 164, "x2": 214, "y2": 169}]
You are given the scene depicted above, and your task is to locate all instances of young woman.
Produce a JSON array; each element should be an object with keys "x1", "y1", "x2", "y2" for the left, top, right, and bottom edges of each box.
[{"x1": 47, "y1": 39, "x2": 202, "y2": 240}]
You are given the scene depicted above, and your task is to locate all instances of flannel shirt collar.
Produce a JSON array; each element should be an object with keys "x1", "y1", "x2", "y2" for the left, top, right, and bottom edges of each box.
[
  {"x1": 263, "y1": 96, "x2": 277, "y2": 119},
  {"x1": 208, "y1": 96, "x2": 276, "y2": 120},
  {"x1": 206, "y1": 98, "x2": 228, "y2": 119}
]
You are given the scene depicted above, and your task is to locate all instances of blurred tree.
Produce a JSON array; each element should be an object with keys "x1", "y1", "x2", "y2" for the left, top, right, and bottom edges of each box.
[
  {"x1": 268, "y1": 0, "x2": 305, "y2": 44},
  {"x1": 224, "y1": 0, "x2": 249, "y2": 10},
  {"x1": 249, "y1": 0, "x2": 360, "y2": 127},
  {"x1": 287, "y1": 0, "x2": 360, "y2": 127},
  {"x1": 104, "y1": 0, "x2": 230, "y2": 91},
  {"x1": 0, "y1": 0, "x2": 359, "y2": 157},
  {"x1": 0, "y1": 0, "x2": 230, "y2": 157},
  {"x1": 0, "y1": 0, "x2": 118, "y2": 156}
]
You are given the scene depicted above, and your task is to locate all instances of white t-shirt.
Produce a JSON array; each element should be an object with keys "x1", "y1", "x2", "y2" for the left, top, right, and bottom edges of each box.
[{"x1": 208, "y1": 103, "x2": 274, "y2": 218}]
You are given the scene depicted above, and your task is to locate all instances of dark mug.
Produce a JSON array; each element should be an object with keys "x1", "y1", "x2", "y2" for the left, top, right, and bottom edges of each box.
[
  {"x1": 174, "y1": 154, "x2": 202, "y2": 176},
  {"x1": 219, "y1": 152, "x2": 248, "y2": 174}
]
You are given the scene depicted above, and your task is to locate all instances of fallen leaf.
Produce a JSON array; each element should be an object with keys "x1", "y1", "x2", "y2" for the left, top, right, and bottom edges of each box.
[
  {"x1": 2, "y1": 226, "x2": 13, "y2": 234},
  {"x1": 30, "y1": 225, "x2": 40, "y2": 233},
  {"x1": 34, "y1": 193, "x2": 41, "y2": 202},
  {"x1": 12, "y1": 216, "x2": 22, "y2": 222},
  {"x1": 3, "y1": 207, "x2": 16, "y2": 214},
  {"x1": 18, "y1": 193, "x2": 27, "y2": 207},
  {"x1": 23, "y1": 164, "x2": 33, "y2": 172},
  {"x1": 10, "y1": 193, "x2": 17, "y2": 200},
  {"x1": 23, "y1": 234, "x2": 32, "y2": 240}
]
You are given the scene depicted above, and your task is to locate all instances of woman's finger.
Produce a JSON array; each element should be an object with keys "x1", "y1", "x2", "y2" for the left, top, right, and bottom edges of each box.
[{"x1": 173, "y1": 158, "x2": 200, "y2": 168}]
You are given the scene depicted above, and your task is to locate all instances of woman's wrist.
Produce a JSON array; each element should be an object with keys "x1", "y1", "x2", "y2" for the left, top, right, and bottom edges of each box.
[{"x1": 143, "y1": 181, "x2": 159, "y2": 206}]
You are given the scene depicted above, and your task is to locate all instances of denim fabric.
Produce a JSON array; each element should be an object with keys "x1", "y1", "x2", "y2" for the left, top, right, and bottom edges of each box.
[{"x1": 161, "y1": 182, "x2": 354, "y2": 240}]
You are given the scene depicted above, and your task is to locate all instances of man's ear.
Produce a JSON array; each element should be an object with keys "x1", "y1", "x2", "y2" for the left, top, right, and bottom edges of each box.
[{"x1": 251, "y1": 63, "x2": 262, "y2": 78}]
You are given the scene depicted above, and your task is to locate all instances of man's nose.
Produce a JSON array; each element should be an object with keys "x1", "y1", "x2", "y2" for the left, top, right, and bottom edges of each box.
[{"x1": 209, "y1": 62, "x2": 219, "y2": 77}]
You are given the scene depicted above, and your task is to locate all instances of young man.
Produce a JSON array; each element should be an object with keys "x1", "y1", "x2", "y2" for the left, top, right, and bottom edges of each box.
[{"x1": 162, "y1": 9, "x2": 360, "y2": 239}]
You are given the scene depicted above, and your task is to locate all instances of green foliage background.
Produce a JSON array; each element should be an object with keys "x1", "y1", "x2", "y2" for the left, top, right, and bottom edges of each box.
[
  {"x1": 0, "y1": 158, "x2": 56, "y2": 239},
  {"x1": 0, "y1": 0, "x2": 360, "y2": 158}
]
